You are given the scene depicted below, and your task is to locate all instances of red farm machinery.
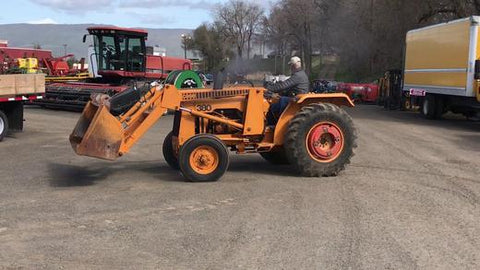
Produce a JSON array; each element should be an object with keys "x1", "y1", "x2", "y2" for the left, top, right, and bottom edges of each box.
[
  {"x1": 0, "y1": 40, "x2": 86, "y2": 78},
  {"x1": 36, "y1": 26, "x2": 199, "y2": 110}
]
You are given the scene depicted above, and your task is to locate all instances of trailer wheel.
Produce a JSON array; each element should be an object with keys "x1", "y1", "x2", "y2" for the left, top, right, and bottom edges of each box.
[
  {"x1": 179, "y1": 134, "x2": 229, "y2": 182},
  {"x1": 162, "y1": 131, "x2": 179, "y2": 170},
  {"x1": 260, "y1": 148, "x2": 290, "y2": 165},
  {"x1": 0, "y1": 111, "x2": 8, "y2": 142},
  {"x1": 421, "y1": 94, "x2": 437, "y2": 119},
  {"x1": 284, "y1": 103, "x2": 357, "y2": 177}
]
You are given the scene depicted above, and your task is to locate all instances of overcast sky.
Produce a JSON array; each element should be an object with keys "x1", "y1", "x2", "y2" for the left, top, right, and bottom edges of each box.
[{"x1": 0, "y1": 0, "x2": 272, "y2": 29}]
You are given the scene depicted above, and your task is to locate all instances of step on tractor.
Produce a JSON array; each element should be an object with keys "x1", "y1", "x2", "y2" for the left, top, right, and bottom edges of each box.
[{"x1": 70, "y1": 84, "x2": 357, "y2": 182}]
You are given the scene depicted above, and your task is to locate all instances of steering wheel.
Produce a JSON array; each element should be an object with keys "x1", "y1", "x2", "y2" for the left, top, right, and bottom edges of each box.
[
  {"x1": 264, "y1": 90, "x2": 280, "y2": 103},
  {"x1": 233, "y1": 79, "x2": 255, "y2": 87},
  {"x1": 103, "y1": 45, "x2": 115, "y2": 53}
]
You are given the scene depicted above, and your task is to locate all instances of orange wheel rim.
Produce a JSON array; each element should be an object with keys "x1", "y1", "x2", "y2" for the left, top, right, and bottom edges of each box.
[
  {"x1": 306, "y1": 122, "x2": 344, "y2": 163},
  {"x1": 189, "y1": 146, "x2": 219, "y2": 174}
]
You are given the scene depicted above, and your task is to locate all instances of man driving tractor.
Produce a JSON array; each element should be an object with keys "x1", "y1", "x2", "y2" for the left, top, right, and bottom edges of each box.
[{"x1": 265, "y1": 56, "x2": 309, "y2": 123}]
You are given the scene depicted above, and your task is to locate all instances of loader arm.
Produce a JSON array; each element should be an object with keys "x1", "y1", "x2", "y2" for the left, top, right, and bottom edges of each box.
[{"x1": 70, "y1": 84, "x2": 181, "y2": 160}]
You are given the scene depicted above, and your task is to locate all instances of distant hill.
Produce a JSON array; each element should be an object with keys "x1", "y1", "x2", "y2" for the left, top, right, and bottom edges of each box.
[{"x1": 0, "y1": 24, "x2": 192, "y2": 60}]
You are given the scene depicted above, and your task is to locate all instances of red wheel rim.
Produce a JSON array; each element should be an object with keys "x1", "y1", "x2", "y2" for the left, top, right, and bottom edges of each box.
[{"x1": 306, "y1": 122, "x2": 344, "y2": 163}]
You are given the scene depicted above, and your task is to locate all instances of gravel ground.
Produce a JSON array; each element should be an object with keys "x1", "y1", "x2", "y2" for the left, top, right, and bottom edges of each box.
[{"x1": 0, "y1": 105, "x2": 479, "y2": 269}]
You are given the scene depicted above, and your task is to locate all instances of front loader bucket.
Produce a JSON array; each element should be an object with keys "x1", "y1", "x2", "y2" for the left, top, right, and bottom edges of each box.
[{"x1": 69, "y1": 102, "x2": 124, "y2": 160}]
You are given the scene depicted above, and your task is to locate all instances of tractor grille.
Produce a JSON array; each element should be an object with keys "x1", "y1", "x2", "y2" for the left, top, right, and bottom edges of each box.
[{"x1": 181, "y1": 89, "x2": 250, "y2": 101}]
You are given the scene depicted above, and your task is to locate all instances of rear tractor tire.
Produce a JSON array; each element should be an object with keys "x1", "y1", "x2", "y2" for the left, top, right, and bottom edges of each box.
[
  {"x1": 284, "y1": 103, "x2": 357, "y2": 177},
  {"x1": 179, "y1": 134, "x2": 230, "y2": 182}
]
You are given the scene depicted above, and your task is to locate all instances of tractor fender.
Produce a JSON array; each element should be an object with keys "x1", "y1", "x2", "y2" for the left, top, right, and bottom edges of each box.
[
  {"x1": 273, "y1": 93, "x2": 354, "y2": 145},
  {"x1": 295, "y1": 93, "x2": 355, "y2": 107}
]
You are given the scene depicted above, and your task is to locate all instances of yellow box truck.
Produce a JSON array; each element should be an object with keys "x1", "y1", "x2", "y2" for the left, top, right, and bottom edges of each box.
[{"x1": 404, "y1": 16, "x2": 480, "y2": 119}]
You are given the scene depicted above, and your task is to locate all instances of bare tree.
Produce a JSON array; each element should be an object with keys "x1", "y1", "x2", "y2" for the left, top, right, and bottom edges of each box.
[
  {"x1": 263, "y1": 6, "x2": 288, "y2": 57},
  {"x1": 223, "y1": 0, "x2": 480, "y2": 80},
  {"x1": 180, "y1": 34, "x2": 194, "y2": 59},
  {"x1": 417, "y1": 0, "x2": 480, "y2": 23},
  {"x1": 214, "y1": 0, "x2": 264, "y2": 59},
  {"x1": 325, "y1": 0, "x2": 478, "y2": 80},
  {"x1": 264, "y1": 0, "x2": 331, "y2": 76},
  {"x1": 245, "y1": 3, "x2": 265, "y2": 59},
  {"x1": 192, "y1": 23, "x2": 233, "y2": 71}
]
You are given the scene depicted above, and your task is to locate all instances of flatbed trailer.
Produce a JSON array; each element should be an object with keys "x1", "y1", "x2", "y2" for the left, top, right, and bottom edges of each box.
[{"x1": 0, "y1": 74, "x2": 45, "y2": 141}]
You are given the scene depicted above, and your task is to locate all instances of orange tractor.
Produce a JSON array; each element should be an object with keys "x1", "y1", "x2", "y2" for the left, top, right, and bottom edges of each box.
[{"x1": 70, "y1": 84, "x2": 357, "y2": 182}]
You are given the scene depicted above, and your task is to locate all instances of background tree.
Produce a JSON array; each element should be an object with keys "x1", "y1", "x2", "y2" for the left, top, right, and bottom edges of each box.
[
  {"x1": 326, "y1": 0, "x2": 480, "y2": 80},
  {"x1": 180, "y1": 34, "x2": 194, "y2": 59},
  {"x1": 264, "y1": 0, "x2": 333, "y2": 76},
  {"x1": 210, "y1": 0, "x2": 480, "y2": 81},
  {"x1": 214, "y1": 0, "x2": 264, "y2": 59},
  {"x1": 192, "y1": 23, "x2": 233, "y2": 72}
]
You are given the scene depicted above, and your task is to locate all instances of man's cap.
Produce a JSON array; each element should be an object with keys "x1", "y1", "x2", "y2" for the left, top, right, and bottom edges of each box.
[{"x1": 288, "y1": 56, "x2": 301, "y2": 65}]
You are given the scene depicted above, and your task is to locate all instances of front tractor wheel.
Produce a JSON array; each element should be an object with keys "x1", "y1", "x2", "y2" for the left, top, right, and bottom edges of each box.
[
  {"x1": 179, "y1": 134, "x2": 230, "y2": 182},
  {"x1": 284, "y1": 103, "x2": 357, "y2": 177}
]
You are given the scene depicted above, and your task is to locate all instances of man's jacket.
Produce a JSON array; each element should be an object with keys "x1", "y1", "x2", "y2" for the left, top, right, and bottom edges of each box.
[{"x1": 267, "y1": 69, "x2": 309, "y2": 96}]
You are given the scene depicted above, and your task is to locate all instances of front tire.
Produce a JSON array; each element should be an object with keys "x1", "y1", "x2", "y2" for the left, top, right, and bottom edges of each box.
[
  {"x1": 0, "y1": 111, "x2": 8, "y2": 142},
  {"x1": 179, "y1": 134, "x2": 229, "y2": 182},
  {"x1": 284, "y1": 103, "x2": 357, "y2": 176}
]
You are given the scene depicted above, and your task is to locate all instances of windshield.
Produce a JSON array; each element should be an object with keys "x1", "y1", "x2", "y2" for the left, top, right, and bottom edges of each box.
[
  {"x1": 126, "y1": 37, "x2": 143, "y2": 72},
  {"x1": 92, "y1": 34, "x2": 145, "y2": 72}
]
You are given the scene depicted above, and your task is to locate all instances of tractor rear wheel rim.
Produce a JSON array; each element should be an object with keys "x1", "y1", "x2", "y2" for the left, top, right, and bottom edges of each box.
[
  {"x1": 189, "y1": 146, "x2": 219, "y2": 174},
  {"x1": 306, "y1": 122, "x2": 344, "y2": 163}
]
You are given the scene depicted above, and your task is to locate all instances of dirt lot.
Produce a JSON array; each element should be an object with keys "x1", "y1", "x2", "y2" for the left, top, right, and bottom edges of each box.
[{"x1": 0, "y1": 105, "x2": 479, "y2": 269}]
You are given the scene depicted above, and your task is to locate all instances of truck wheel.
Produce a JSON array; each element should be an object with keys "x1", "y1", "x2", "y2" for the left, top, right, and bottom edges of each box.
[
  {"x1": 162, "y1": 131, "x2": 179, "y2": 170},
  {"x1": 260, "y1": 148, "x2": 290, "y2": 165},
  {"x1": 0, "y1": 111, "x2": 8, "y2": 142},
  {"x1": 179, "y1": 134, "x2": 229, "y2": 182},
  {"x1": 434, "y1": 96, "x2": 445, "y2": 119},
  {"x1": 284, "y1": 103, "x2": 357, "y2": 177},
  {"x1": 404, "y1": 98, "x2": 411, "y2": 110},
  {"x1": 421, "y1": 94, "x2": 437, "y2": 119}
]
